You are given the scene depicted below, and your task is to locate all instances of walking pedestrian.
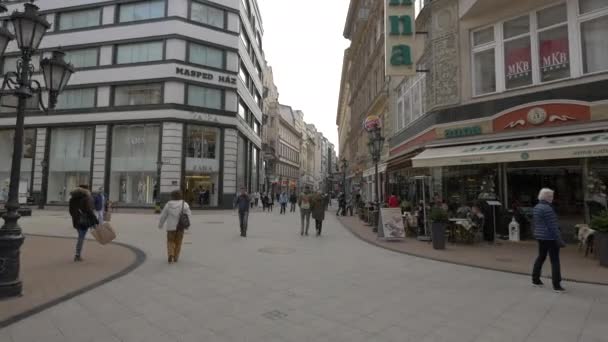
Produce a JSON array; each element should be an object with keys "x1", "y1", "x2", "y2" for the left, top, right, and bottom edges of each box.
[
  {"x1": 234, "y1": 187, "x2": 251, "y2": 237},
  {"x1": 312, "y1": 191, "x2": 327, "y2": 236},
  {"x1": 92, "y1": 187, "x2": 106, "y2": 225},
  {"x1": 254, "y1": 192, "x2": 260, "y2": 207},
  {"x1": 158, "y1": 190, "x2": 192, "y2": 263},
  {"x1": 68, "y1": 185, "x2": 98, "y2": 262},
  {"x1": 531, "y1": 188, "x2": 566, "y2": 292},
  {"x1": 279, "y1": 191, "x2": 289, "y2": 214},
  {"x1": 289, "y1": 192, "x2": 297, "y2": 212},
  {"x1": 388, "y1": 193, "x2": 400, "y2": 208},
  {"x1": 268, "y1": 193, "x2": 274, "y2": 212},
  {"x1": 298, "y1": 186, "x2": 313, "y2": 236}
]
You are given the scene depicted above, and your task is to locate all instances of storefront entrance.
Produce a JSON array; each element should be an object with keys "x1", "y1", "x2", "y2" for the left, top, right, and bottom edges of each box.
[{"x1": 184, "y1": 174, "x2": 217, "y2": 208}]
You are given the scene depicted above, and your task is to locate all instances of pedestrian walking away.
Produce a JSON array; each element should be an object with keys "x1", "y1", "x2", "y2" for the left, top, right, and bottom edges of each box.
[
  {"x1": 531, "y1": 188, "x2": 566, "y2": 292},
  {"x1": 289, "y1": 192, "x2": 297, "y2": 212},
  {"x1": 158, "y1": 190, "x2": 193, "y2": 263},
  {"x1": 298, "y1": 186, "x2": 313, "y2": 236},
  {"x1": 254, "y1": 192, "x2": 260, "y2": 207},
  {"x1": 234, "y1": 187, "x2": 251, "y2": 237},
  {"x1": 268, "y1": 193, "x2": 274, "y2": 212},
  {"x1": 312, "y1": 191, "x2": 328, "y2": 236},
  {"x1": 279, "y1": 191, "x2": 289, "y2": 214},
  {"x1": 68, "y1": 185, "x2": 99, "y2": 262}
]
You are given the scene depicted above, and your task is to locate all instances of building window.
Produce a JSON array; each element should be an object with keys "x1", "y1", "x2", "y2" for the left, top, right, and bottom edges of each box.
[
  {"x1": 0, "y1": 129, "x2": 35, "y2": 203},
  {"x1": 238, "y1": 100, "x2": 247, "y2": 119},
  {"x1": 191, "y1": 1, "x2": 225, "y2": 28},
  {"x1": 119, "y1": 0, "x2": 165, "y2": 23},
  {"x1": 64, "y1": 48, "x2": 98, "y2": 68},
  {"x1": 240, "y1": 25, "x2": 250, "y2": 51},
  {"x1": 187, "y1": 85, "x2": 222, "y2": 110},
  {"x1": 237, "y1": 135, "x2": 248, "y2": 190},
  {"x1": 538, "y1": 4, "x2": 570, "y2": 81},
  {"x1": 503, "y1": 15, "x2": 532, "y2": 89},
  {"x1": 253, "y1": 119, "x2": 260, "y2": 135},
  {"x1": 116, "y1": 41, "x2": 163, "y2": 64},
  {"x1": 580, "y1": 1, "x2": 608, "y2": 74},
  {"x1": 109, "y1": 124, "x2": 160, "y2": 205},
  {"x1": 47, "y1": 127, "x2": 93, "y2": 203},
  {"x1": 56, "y1": 88, "x2": 96, "y2": 109},
  {"x1": 58, "y1": 8, "x2": 101, "y2": 31},
  {"x1": 114, "y1": 83, "x2": 163, "y2": 106},
  {"x1": 239, "y1": 63, "x2": 249, "y2": 86},
  {"x1": 188, "y1": 43, "x2": 224, "y2": 69},
  {"x1": 3, "y1": 55, "x2": 40, "y2": 74},
  {"x1": 395, "y1": 74, "x2": 425, "y2": 131}
]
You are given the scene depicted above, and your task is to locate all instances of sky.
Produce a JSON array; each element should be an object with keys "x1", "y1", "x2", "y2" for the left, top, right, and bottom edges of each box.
[{"x1": 258, "y1": 0, "x2": 351, "y2": 149}]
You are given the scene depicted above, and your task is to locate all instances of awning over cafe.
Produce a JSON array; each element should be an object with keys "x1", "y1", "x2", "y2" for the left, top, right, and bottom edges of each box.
[{"x1": 412, "y1": 132, "x2": 608, "y2": 168}]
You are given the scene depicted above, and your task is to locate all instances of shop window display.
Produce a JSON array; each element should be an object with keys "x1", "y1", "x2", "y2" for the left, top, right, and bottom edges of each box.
[
  {"x1": 0, "y1": 129, "x2": 35, "y2": 203},
  {"x1": 109, "y1": 124, "x2": 160, "y2": 205},
  {"x1": 588, "y1": 157, "x2": 608, "y2": 219},
  {"x1": 185, "y1": 125, "x2": 220, "y2": 207},
  {"x1": 47, "y1": 127, "x2": 93, "y2": 203}
]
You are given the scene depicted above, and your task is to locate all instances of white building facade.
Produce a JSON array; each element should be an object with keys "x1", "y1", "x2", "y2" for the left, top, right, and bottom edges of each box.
[{"x1": 0, "y1": 0, "x2": 265, "y2": 209}]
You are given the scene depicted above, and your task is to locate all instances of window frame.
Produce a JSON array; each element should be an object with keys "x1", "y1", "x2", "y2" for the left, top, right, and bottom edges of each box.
[
  {"x1": 186, "y1": 41, "x2": 227, "y2": 70},
  {"x1": 111, "y1": 82, "x2": 164, "y2": 107},
  {"x1": 189, "y1": 0, "x2": 227, "y2": 30},
  {"x1": 56, "y1": 7, "x2": 103, "y2": 32},
  {"x1": 185, "y1": 83, "x2": 225, "y2": 110},
  {"x1": 116, "y1": 0, "x2": 167, "y2": 24},
  {"x1": 577, "y1": 0, "x2": 608, "y2": 76},
  {"x1": 63, "y1": 47, "x2": 101, "y2": 69},
  {"x1": 55, "y1": 87, "x2": 98, "y2": 110},
  {"x1": 113, "y1": 40, "x2": 166, "y2": 65}
]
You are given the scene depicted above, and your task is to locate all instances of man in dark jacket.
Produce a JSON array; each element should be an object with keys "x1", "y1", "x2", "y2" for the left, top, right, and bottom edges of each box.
[
  {"x1": 289, "y1": 192, "x2": 297, "y2": 212},
  {"x1": 234, "y1": 187, "x2": 251, "y2": 237},
  {"x1": 68, "y1": 185, "x2": 98, "y2": 262},
  {"x1": 531, "y1": 188, "x2": 565, "y2": 292}
]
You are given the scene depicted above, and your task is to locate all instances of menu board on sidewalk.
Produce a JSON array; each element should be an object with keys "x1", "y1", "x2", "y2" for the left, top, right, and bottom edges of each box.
[{"x1": 378, "y1": 208, "x2": 405, "y2": 240}]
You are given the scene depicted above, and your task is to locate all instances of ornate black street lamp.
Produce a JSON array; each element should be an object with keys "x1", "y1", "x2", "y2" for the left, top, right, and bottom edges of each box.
[
  {"x1": 367, "y1": 125, "x2": 384, "y2": 233},
  {"x1": 0, "y1": 2, "x2": 75, "y2": 299}
]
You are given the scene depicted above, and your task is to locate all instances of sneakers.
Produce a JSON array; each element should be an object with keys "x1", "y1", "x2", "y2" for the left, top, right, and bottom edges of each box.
[
  {"x1": 168, "y1": 256, "x2": 174, "y2": 263},
  {"x1": 532, "y1": 280, "x2": 544, "y2": 287},
  {"x1": 553, "y1": 286, "x2": 566, "y2": 293},
  {"x1": 74, "y1": 255, "x2": 83, "y2": 262}
]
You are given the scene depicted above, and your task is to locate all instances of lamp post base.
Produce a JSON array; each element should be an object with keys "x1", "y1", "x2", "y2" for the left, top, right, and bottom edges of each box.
[{"x1": 0, "y1": 230, "x2": 24, "y2": 299}]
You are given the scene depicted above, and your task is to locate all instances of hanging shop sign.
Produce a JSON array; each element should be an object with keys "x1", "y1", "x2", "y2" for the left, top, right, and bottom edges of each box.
[
  {"x1": 385, "y1": 0, "x2": 416, "y2": 76},
  {"x1": 494, "y1": 103, "x2": 591, "y2": 132}
]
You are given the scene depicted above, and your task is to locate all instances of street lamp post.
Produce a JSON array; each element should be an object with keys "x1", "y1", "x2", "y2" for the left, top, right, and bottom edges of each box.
[
  {"x1": 367, "y1": 125, "x2": 384, "y2": 233},
  {"x1": 0, "y1": 2, "x2": 75, "y2": 299}
]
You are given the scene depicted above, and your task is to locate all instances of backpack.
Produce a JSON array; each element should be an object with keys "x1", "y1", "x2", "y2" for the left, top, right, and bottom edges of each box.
[{"x1": 93, "y1": 193, "x2": 103, "y2": 211}]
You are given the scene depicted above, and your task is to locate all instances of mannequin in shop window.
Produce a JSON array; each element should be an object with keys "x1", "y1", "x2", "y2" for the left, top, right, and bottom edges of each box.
[{"x1": 137, "y1": 179, "x2": 146, "y2": 203}]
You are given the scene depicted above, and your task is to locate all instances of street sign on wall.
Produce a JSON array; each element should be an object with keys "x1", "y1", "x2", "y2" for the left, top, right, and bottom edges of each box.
[{"x1": 385, "y1": 0, "x2": 416, "y2": 76}]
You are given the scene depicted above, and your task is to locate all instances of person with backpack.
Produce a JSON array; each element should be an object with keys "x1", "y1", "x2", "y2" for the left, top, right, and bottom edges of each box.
[
  {"x1": 158, "y1": 190, "x2": 192, "y2": 263},
  {"x1": 298, "y1": 186, "x2": 313, "y2": 236},
  {"x1": 68, "y1": 185, "x2": 98, "y2": 262},
  {"x1": 234, "y1": 187, "x2": 251, "y2": 237}
]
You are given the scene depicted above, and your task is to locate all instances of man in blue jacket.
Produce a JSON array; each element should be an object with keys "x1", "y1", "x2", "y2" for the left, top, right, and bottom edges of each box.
[{"x1": 531, "y1": 188, "x2": 565, "y2": 292}]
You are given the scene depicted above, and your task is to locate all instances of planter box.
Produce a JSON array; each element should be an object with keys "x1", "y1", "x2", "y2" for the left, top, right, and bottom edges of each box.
[
  {"x1": 597, "y1": 232, "x2": 608, "y2": 267},
  {"x1": 431, "y1": 222, "x2": 446, "y2": 250}
]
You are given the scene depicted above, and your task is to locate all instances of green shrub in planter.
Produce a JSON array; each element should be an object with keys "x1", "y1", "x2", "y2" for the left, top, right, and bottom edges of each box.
[
  {"x1": 429, "y1": 206, "x2": 449, "y2": 223},
  {"x1": 590, "y1": 210, "x2": 608, "y2": 267}
]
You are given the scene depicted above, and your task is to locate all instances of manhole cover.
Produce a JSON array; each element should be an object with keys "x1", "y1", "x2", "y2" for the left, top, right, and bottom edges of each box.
[
  {"x1": 495, "y1": 257, "x2": 514, "y2": 263},
  {"x1": 204, "y1": 221, "x2": 224, "y2": 224},
  {"x1": 258, "y1": 247, "x2": 296, "y2": 255},
  {"x1": 262, "y1": 310, "x2": 288, "y2": 320}
]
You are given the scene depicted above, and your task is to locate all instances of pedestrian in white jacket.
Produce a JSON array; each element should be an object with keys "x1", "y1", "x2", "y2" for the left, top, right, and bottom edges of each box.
[{"x1": 158, "y1": 190, "x2": 192, "y2": 263}]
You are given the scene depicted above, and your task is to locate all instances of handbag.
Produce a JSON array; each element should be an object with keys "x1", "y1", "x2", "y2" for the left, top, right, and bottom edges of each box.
[
  {"x1": 91, "y1": 222, "x2": 117, "y2": 245},
  {"x1": 176, "y1": 200, "x2": 190, "y2": 231}
]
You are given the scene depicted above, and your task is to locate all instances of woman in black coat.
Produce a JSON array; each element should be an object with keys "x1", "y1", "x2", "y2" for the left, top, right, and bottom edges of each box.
[{"x1": 68, "y1": 185, "x2": 98, "y2": 262}]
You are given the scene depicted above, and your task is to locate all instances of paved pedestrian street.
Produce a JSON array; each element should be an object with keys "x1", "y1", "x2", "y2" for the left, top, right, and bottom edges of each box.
[{"x1": 2, "y1": 208, "x2": 608, "y2": 342}]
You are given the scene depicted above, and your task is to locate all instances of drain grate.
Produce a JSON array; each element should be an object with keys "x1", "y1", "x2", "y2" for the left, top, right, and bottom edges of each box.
[
  {"x1": 262, "y1": 310, "x2": 288, "y2": 320},
  {"x1": 258, "y1": 247, "x2": 296, "y2": 255}
]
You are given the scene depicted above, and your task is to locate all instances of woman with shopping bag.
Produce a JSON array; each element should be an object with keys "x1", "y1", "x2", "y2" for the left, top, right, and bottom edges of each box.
[
  {"x1": 68, "y1": 185, "x2": 98, "y2": 262},
  {"x1": 158, "y1": 190, "x2": 192, "y2": 263}
]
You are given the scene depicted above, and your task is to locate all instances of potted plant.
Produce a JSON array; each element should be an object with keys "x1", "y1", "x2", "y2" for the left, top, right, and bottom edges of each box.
[
  {"x1": 400, "y1": 200, "x2": 412, "y2": 215},
  {"x1": 430, "y1": 206, "x2": 449, "y2": 250},
  {"x1": 590, "y1": 210, "x2": 608, "y2": 267}
]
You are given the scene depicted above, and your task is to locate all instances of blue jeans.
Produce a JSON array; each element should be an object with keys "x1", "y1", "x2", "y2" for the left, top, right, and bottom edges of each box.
[
  {"x1": 238, "y1": 211, "x2": 249, "y2": 232},
  {"x1": 75, "y1": 228, "x2": 88, "y2": 257}
]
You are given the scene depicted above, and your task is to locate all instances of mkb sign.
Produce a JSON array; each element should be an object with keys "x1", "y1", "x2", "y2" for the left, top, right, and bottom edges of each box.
[{"x1": 385, "y1": 0, "x2": 416, "y2": 76}]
